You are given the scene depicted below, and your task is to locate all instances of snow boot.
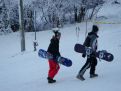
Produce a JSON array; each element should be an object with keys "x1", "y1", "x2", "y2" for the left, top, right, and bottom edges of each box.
[
  {"x1": 47, "y1": 77, "x2": 56, "y2": 83},
  {"x1": 90, "y1": 74, "x2": 98, "y2": 78},
  {"x1": 76, "y1": 74, "x2": 85, "y2": 81}
]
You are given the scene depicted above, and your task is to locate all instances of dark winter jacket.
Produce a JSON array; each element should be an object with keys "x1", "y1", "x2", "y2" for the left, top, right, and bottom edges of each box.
[
  {"x1": 83, "y1": 32, "x2": 99, "y2": 52},
  {"x1": 47, "y1": 36, "x2": 60, "y2": 60}
]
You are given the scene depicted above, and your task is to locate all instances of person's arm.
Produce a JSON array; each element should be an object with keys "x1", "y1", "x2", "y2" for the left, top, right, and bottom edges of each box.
[{"x1": 90, "y1": 35, "x2": 97, "y2": 52}]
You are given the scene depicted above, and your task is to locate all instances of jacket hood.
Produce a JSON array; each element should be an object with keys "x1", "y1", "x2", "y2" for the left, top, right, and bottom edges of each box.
[{"x1": 88, "y1": 32, "x2": 99, "y2": 38}]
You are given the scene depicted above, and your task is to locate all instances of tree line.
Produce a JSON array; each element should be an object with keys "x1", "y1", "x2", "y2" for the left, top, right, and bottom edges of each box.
[{"x1": 0, "y1": 0, "x2": 104, "y2": 34}]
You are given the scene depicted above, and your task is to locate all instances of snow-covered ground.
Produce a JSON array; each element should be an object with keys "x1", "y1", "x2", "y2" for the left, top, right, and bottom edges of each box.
[
  {"x1": 0, "y1": 23, "x2": 121, "y2": 91},
  {"x1": 0, "y1": 1, "x2": 121, "y2": 91},
  {"x1": 96, "y1": 0, "x2": 121, "y2": 23}
]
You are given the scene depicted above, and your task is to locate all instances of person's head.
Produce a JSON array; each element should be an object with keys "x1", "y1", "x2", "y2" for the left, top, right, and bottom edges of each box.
[
  {"x1": 92, "y1": 25, "x2": 99, "y2": 33},
  {"x1": 53, "y1": 30, "x2": 61, "y2": 39}
]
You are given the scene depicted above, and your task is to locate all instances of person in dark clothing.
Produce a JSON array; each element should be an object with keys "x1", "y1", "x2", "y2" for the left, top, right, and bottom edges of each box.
[
  {"x1": 76, "y1": 25, "x2": 99, "y2": 81},
  {"x1": 47, "y1": 30, "x2": 61, "y2": 83}
]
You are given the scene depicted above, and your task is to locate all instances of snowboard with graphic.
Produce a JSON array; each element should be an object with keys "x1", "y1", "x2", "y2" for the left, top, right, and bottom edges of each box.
[
  {"x1": 38, "y1": 49, "x2": 72, "y2": 67},
  {"x1": 74, "y1": 43, "x2": 114, "y2": 62}
]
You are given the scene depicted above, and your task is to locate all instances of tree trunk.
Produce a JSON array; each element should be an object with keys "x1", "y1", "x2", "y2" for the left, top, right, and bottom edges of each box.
[{"x1": 19, "y1": 0, "x2": 25, "y2": 52}]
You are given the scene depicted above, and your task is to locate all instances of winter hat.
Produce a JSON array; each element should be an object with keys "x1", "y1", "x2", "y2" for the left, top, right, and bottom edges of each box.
[
  {"x1": 53, "y1": 30, "x2": 61, "y2": 37},
  {"x1": 92, "y1": 25, "x2": 99, "y2": 33}
]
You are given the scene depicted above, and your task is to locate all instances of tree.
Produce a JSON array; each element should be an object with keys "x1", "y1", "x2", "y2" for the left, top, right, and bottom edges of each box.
[
  {"x1": 0, "y1": 0, "x2": 12, "y2": 35},
  {"x1": 81, "y1": 0, "x2": 104, "y2": 20},
  {"x1": 9, "y1": 4, "x2": 19, "y2": 32},
  {"x1": 24, "y1": 5, "x2": 34, "y2": 32},
  {"x1": 19, "y1": 0, "x2": 25, "y2": 52}
]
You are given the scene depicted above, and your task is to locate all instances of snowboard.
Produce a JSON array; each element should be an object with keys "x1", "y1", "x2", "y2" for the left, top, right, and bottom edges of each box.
[
  {"x1": 38, "y1": 49, "x2": 72, "y2": 67},
  {"x1": 74, "y1": 43, "x2": 114, "y2": 62}
]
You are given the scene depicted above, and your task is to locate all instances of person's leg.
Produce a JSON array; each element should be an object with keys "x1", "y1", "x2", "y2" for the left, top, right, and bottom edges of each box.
[
  {"x1": 90, "y1": 57, "x2": 98, "y2": 78},
  {"x1": 48, "y1": 60, "x2": 60, "y2": 83},
  {"x1": 77, "y1": 59, "x2": 90, "y2": 80}
]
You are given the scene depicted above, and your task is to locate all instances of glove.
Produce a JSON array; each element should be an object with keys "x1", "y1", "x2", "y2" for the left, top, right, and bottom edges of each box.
[{"x1": 82, "y1": 53, "x2": 86, "y2": 58}]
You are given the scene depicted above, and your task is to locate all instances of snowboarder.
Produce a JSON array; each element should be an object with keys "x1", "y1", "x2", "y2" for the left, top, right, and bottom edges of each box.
[
  {"x1": 47, "y1": 30, "x2": 61, "y2": 83},
  {"x1": 76, "y1": 25, "x2": 99, "y2": 81}
]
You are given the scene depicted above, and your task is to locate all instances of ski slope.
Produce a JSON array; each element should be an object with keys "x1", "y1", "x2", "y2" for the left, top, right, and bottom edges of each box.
[
  {"x1": 0, "y1": 1, "x2": 121, "y2": 91},
  {"x1": 0, "y1": 22, "x2": 121, "y2": 91}
]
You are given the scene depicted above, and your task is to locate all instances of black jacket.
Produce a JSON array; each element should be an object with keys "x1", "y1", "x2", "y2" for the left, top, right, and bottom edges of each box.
[
  {"x1": 47, "y1": 36, "x2": 60, "y2": 60},
  {"x1": 83, "y1": 32, "x2": 98, "y2": 52}
]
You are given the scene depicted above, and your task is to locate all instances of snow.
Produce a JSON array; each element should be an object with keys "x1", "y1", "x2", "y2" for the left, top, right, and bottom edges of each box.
[
  {"x1": 96, "y1": 0, "x2": 121, "y2": 23},
  {"x1": 0, "y1": 1, "x2": 121, "y2": 91},
  {"x1": 1, "y1": 24, "x2": 121, "y2": 91}
]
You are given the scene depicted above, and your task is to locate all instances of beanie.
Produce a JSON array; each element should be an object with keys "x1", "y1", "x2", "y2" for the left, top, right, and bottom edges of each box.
[
  {"x1": 53, "y1": 30, "x2": 61, "y2": 37},
  {"x1": 92, "y1": 25, "x2": 99, "y2": 33}
]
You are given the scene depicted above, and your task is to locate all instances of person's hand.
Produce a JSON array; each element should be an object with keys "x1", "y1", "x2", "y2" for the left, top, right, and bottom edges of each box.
[{"x1": 82, "y1": 53, "x2": 86, "y2": 58}]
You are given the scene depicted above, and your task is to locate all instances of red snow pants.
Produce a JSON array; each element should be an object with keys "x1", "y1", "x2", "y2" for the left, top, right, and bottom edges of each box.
[{"x1": 48, "y1": 59, "x2": 60, "y2": 79}]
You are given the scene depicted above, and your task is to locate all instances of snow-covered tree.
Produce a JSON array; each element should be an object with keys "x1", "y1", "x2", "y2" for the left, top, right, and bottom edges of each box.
[
  {"x1": 0, "y1": 0, "x2": 12, "y2": 35},
  {"x1": 9, "y1": 4, "x2": 19, "y2": 32},
  {"x1": 81, "y1": 0, "x2": 104, "y2": 20},
  {"x1": 24, "y1": 5, "x2": 34, "y2": 32}
]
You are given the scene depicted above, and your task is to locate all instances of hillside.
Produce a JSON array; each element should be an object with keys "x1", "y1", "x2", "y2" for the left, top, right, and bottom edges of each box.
[{"x1": 0, "y1": 0, "x2": 121, "y2": 91}]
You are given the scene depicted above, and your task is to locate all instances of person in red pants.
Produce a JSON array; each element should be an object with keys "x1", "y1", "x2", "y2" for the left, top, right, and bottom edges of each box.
[{"x1": 47, "y1": 30, "x2": 61, "y2": 83}]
